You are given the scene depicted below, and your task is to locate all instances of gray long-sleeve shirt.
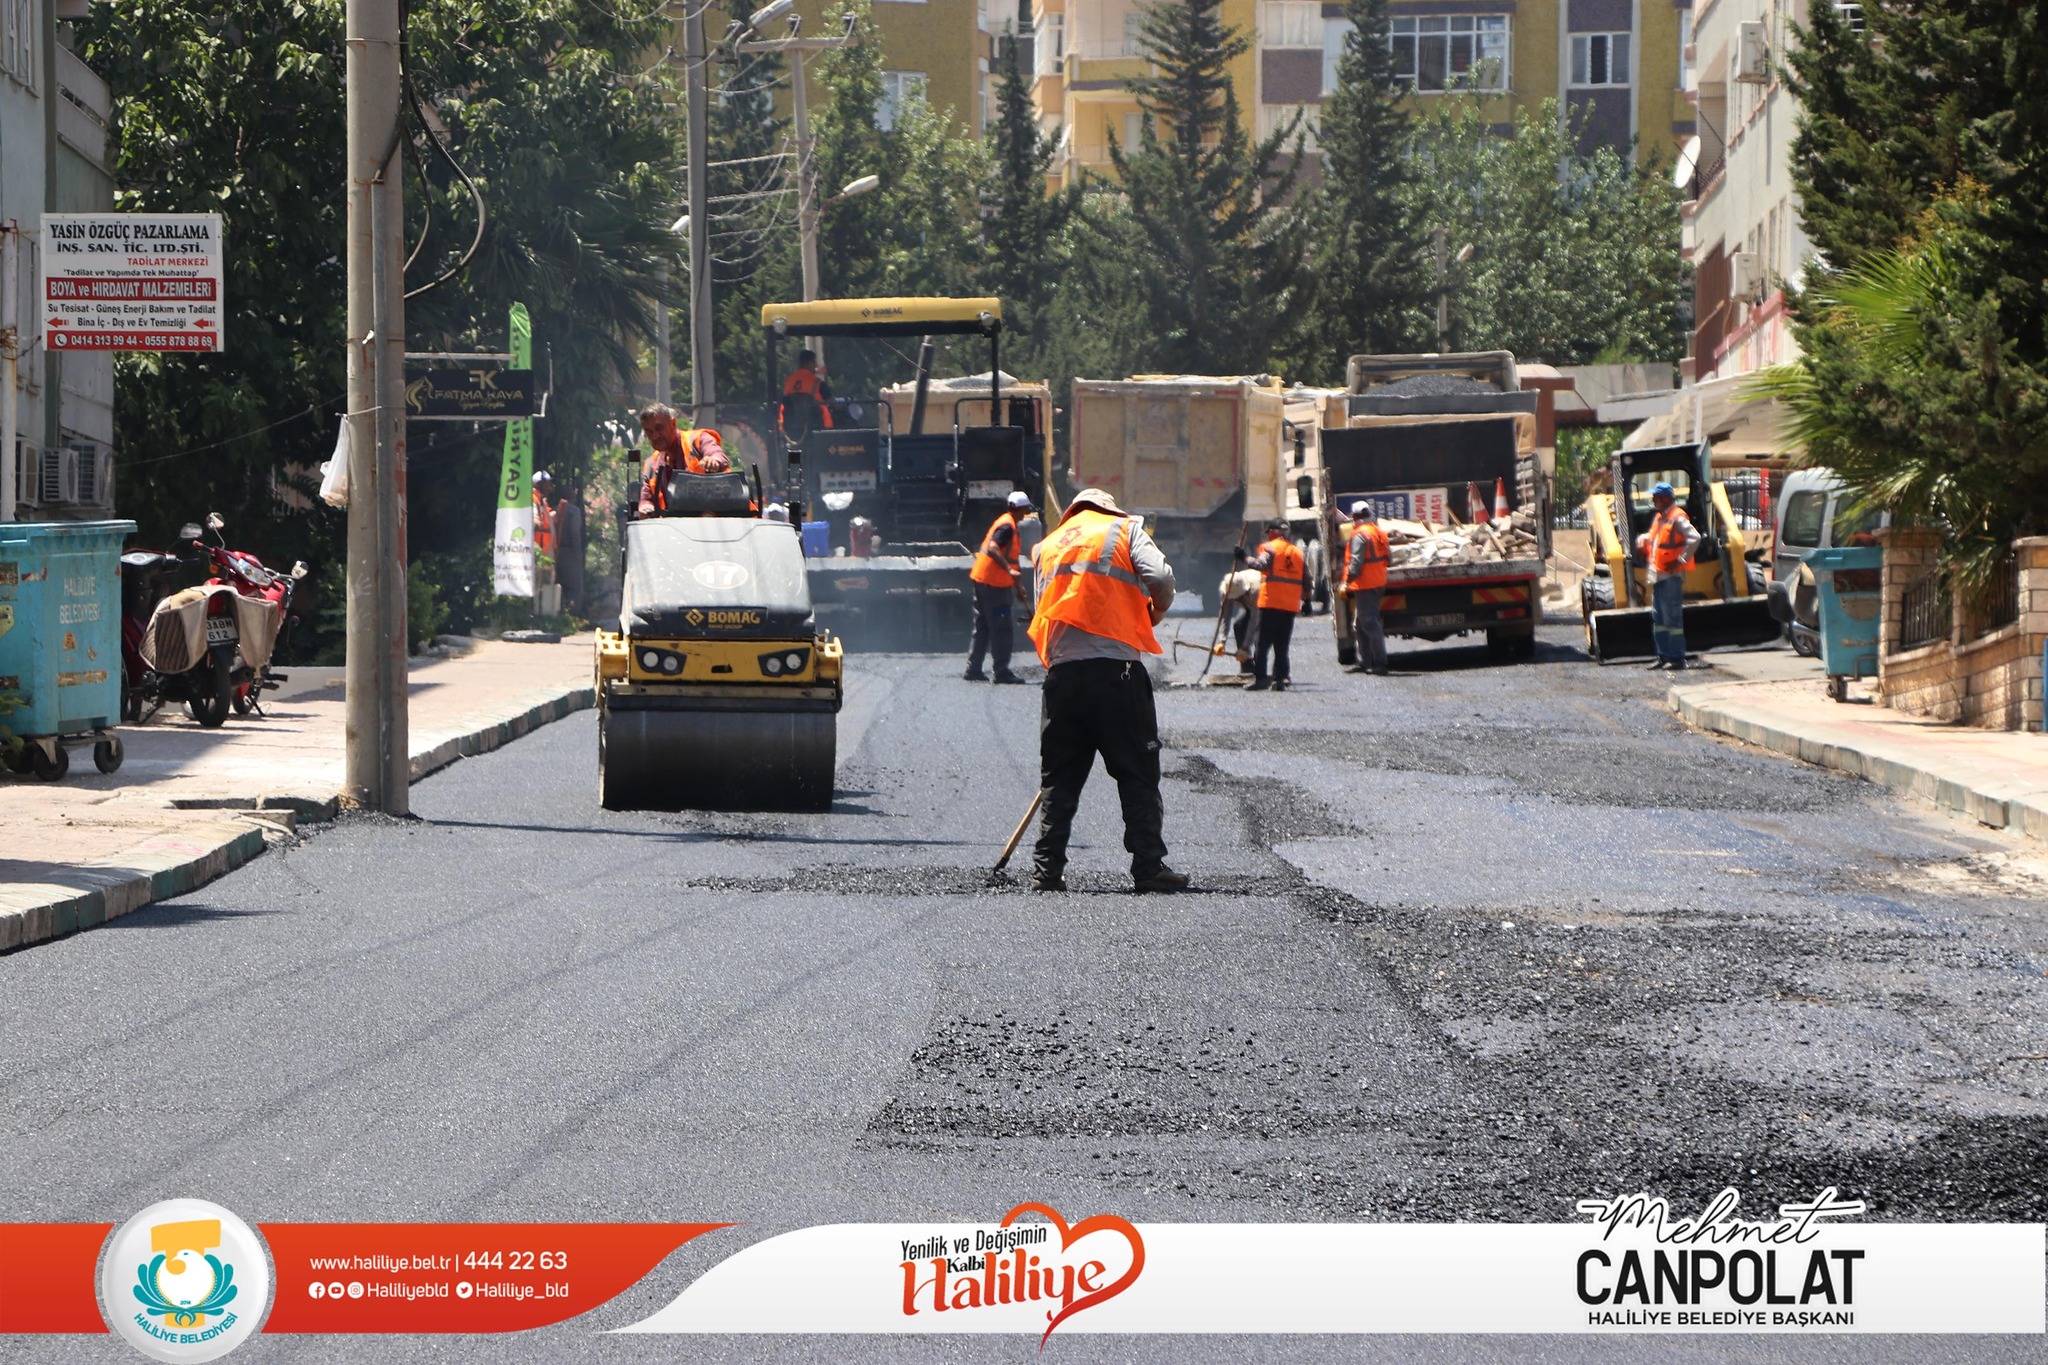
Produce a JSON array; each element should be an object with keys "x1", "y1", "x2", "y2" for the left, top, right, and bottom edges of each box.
[{"x1": 1037, "y1": 517, "x2": 1177, "y2": 666}]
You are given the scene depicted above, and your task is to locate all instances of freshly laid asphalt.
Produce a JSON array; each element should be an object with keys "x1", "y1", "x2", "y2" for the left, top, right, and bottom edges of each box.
[{"x1": 5, "y1": 620, "x2": 2047, "y2": 1364}]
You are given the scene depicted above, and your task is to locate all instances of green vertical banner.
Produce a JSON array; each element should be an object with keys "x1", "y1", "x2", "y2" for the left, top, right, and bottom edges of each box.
[{"x1": 492, "y1": 303, "x2": 535, "y2": 597}]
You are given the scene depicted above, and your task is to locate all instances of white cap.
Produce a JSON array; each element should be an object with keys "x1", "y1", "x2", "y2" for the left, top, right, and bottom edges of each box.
[
  {"x1": 1007, "y1": 490, "x2": 1033, "y2": 510},
  {"x1": 763, "y1": 502, "x2": 790, "y2": 522},
  {"x1": 532, "y1": 470, "x2": 552, "y2": 486}
]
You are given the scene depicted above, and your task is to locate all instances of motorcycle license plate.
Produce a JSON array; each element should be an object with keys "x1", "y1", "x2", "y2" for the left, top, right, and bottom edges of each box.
[
  {"x1": 205, "y1": 616, "x2": 240, "y2": 645},
  {"x1": 1411, "y1": 613, "x2": 1465, "y2": 630}
]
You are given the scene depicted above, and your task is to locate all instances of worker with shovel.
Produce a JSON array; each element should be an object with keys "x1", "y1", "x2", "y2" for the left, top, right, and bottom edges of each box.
[{"x1": 1022, "y1": 489, "x2": 1188, "y2": 895}]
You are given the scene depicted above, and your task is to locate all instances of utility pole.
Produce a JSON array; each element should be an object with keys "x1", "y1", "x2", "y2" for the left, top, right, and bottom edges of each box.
[
  {"x1": 1, "y1": 225, "x2": 16, "y2": 524},
  {"x1": 344, "y1": 0, "x2": 409, "y2": 814},
  {"x1": 654, "y1": 259, "x2": 670, "y2": 407},
  {"x1": 740, "y1": 9, "x2": 858, "y2": 360},
  {"x1": 1434, "y1": 225, "x2": 1450, "y2": 353},
  {"x1": 683, "y1": 4, "x2": 716, "y2": 425}
]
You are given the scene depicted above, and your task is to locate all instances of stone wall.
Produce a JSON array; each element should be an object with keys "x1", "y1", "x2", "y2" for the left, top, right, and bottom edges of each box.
[{"x1": 1876, "y1": 533, "x2": 2048, "y2": 731}]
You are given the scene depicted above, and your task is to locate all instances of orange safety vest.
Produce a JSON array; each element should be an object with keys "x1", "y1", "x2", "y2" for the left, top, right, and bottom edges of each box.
[
  {"x1": 970, "y1": 511, "x2": 1021, "y2": 588},
  {"x1": 1255, "y1": 535, "x2": 1306, "y2": 613},
  {"x1": 782, "y1": 369, "x2": 833, "y2": 431},
  {"x1": 1344, "y1": 521, "x2": 1390, "y2": 593},
  {"x1": 639, "y1": 428, "x2": 726, "y2": 513},
  {"x1": 1027, "y1": 508, "x2": 1161, "y2": 663},
  {"x1": 1647, "y1": 505, "x2": 1693, "y2": 575},
  {"x1": 532, "y1": 490, "x2": 556, "y2": 556}
]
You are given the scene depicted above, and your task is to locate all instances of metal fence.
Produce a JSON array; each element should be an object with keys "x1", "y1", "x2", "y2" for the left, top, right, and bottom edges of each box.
[
  {"x1": 1977, "y1": 559, "x2": 2020, "y2": 636},
  {"x1": 1896, "y1": 573, "x2": 1950, "y2": 652}
]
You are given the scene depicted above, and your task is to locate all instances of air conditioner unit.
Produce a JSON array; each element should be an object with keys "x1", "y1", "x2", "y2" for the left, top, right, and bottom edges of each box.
[
  {"x1": 1730, "y1": 250, "x2": 1762, "y2": 299},
  {"x1": 69, "y1": 445, "x2": 112, "y2": 506},
  {"x1": 41, "y1": 445, "x2": 70, "y2": 505},
  {"x1": 12, "y1": 440, "x2": 41, "y2": 508},
  {"x1": 1736, "y1": 21, "x2": 1771, "y2": 82}
]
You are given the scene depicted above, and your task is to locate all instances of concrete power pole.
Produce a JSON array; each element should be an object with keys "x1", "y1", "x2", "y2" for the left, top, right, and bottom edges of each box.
[
  {"x1": 683, "y1": 5, "x2": 716, "y2": 425},
  {"x1": 344, "y1": 0, "x2": 410, "y2": 814}
]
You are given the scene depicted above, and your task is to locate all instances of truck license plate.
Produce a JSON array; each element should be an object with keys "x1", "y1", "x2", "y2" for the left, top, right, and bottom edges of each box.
[
  {"x1": 1411, "y1": 612, "x2": 1465, "y2": 630},
  {"x1": 819, "y1": 471, "x2": 876, "y2": 493},
  {"x1": 966, "y1": 479, "x2": 1014, "y2": 501}
]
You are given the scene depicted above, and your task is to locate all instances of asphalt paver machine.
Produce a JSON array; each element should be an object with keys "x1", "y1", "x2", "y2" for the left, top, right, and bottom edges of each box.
[
  {"x1": 594, "y1": 472, "x2": 842, "y2": 811},
  {"x1": 761, "y1": 297, "x2": 1051, "y2": 650},
  {"x1": 1580, "y1": 441, "x2": 1778, "y2": 660}
]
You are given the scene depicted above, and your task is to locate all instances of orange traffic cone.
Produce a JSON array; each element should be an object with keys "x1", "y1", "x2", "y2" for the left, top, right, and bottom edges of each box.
[
  {"x1": 1468, "y1": 482, "x2": 1487, "y2": 524},
  {"x1": 1493, "y1": 476, "x2": 1510, "y2": 521}
]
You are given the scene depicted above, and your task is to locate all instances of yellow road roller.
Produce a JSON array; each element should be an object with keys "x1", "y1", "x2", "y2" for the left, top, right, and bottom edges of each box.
[{"x1": 595, "y1": 472, "x2": 843, "y2": 811}]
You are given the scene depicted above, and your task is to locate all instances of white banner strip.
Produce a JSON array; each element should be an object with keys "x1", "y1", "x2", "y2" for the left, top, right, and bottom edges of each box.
[{"x1": 620, "y1": 1220, "x2": 2044, "y2": 1336}]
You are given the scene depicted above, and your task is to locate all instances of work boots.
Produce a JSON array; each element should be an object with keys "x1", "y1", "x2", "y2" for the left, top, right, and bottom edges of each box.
[
  {"x1": 1031, "y1": 867, "x2": 1066, "y2": 892},
  {"x1": 992, "y1": 670, "x2": 1027, "y2": 685},
  {"x1": 1131, "y1": 864, "x2": 1190, "y2": 893}
]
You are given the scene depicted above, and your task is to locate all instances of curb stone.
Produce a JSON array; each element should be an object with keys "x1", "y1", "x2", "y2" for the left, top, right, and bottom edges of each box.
[
  {"x1": 0, "y1": 683, "x2": 596, "y2": 955},
  {"x1": 1668, "y1": 681, "x2": 2048, "y2": 847}
]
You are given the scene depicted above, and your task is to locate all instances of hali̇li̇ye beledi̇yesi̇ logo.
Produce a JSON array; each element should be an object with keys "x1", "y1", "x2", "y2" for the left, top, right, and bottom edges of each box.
[{"x1": 98, "y1": 1199, "x2": 274, "y2": 1362}]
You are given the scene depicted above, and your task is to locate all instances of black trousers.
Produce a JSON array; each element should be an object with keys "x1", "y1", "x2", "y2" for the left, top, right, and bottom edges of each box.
[
  {"x1": 1034, "y1": 658, "x2": 1167, "y2": 878},
  {"x1": 1253, "y1": 607, "x2": 1296, "y2": 682},
  {"x1": 966, "y1": 582, "x2": 1014, "y2": 674}
]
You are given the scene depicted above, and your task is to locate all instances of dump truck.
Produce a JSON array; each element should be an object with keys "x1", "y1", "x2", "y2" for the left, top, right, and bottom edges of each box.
[
  {"x1": 1317, "y1": 352, "x2": 1550, "y2": 662},
  {"x1": 594, "y1": 470, "x2": 842, "y2": 811},
  {"x1": 1069, "y1": 375, "x2": 1329, "y2": 613},
  {"x1": 1579, "y1": 441, "x2": 1776, "y2": 660},
  {"x1": 761, "y1": 297, "x2": 1052, "y2": 650}
]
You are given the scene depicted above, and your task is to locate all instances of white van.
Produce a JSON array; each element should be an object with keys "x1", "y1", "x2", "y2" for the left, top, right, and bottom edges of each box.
[{"x1": 1768, "y1": 468, "x2": 1886, "y2": 626}]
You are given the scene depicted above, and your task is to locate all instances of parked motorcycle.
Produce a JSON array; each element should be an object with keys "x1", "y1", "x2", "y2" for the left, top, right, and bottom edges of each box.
[{"x1": 122, "y1": 514, "x2": 307, "y2": 728}]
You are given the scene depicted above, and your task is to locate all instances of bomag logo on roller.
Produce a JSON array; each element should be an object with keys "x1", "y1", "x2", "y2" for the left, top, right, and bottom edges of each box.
[{"x1": 683, "y1": 608, "x2": 765, "y2": 629}]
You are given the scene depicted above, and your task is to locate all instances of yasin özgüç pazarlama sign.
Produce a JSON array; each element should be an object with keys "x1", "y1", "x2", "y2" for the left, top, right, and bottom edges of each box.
[
  {"x1": 402, "y1": 358, "x2": 541, "y2": 421},
  {"x1": 41, "y1": 213, "x2": 225, "y2": 352}
]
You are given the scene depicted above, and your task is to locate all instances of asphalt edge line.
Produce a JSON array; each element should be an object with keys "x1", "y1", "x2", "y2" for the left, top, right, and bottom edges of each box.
[
  {"x1": 1, "y1": 682, "x2": 596, "y2": 955},
  {"x1": 1667, "y1": 681, "x2": 2048, "y2": 845}
]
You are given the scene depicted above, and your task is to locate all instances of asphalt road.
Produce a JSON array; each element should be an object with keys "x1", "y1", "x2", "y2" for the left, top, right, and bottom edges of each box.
[{"x1": 6, "y1": 621, "x2": 2047, "y2": 1364}]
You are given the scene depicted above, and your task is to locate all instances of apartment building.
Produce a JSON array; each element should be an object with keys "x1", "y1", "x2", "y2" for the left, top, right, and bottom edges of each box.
[
  {"x1": 1626, "y1": 0, "x2": 1808, "y2": 456},
  {"x1": 745, "y1": 0, "x2": 1013, "y2": 137},
  {"x1": 1031, "y1": 0, "x2": 1690, "y2": 186},
  {"x1": 3, "y1": 0, "x2": 117, "y2": 521}
]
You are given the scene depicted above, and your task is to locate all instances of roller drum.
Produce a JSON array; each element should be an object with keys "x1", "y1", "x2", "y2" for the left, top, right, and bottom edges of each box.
[{"x1": 600, "y1": 705, "x2": 836, "y2": 812}]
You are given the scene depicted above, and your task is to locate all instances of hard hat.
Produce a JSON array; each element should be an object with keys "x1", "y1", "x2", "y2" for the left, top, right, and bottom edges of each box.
[
  {"x1": 1061, "y1": 487, "x2": 1126, "y2": 522},
  {"x1": 531, "y1": 470, "x2": 552, "y2": 486},
  {"x1": 1651, "y1": 480, "x2": 1676, "y2": 497},
  {"x1": 1007, "y1": 490, "x2": 1033, "y2": 510},
  {"x1": 1349, "y1": 499, "x2": 1378, "y2": 520}
]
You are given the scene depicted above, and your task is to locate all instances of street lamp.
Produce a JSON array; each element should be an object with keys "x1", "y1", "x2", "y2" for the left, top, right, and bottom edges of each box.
[{"x1": 653, "y1": 215, "x2": 693, "y2": 407}]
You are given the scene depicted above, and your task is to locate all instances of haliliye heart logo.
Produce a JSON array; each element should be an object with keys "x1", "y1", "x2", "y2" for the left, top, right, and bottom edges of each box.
[{"x1": 1000, "y1": 1201, "x2": 1147, "y2": 1346}]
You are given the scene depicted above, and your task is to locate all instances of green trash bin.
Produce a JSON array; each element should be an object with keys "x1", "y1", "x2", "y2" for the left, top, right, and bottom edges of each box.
[{"x1": 0, "y1": 519, "x2": 136, "y2": 781}]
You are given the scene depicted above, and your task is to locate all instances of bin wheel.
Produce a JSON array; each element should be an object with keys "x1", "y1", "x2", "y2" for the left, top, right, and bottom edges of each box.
[
  {"x1": 28, "y1": 741, "x2": 70, "y2": 782},
  {"x1": 94, "y1": 735, "x2": 125, "y2": 774},
  {"x1": 1826, "y1": 674, "x2": 1849, "y2": 703}
]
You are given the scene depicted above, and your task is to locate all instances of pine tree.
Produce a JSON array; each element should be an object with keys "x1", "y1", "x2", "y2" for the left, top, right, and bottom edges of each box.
[
  {"x1": 1301, "y1": 0, "x2": 1426, "y2": 378},
  {"x1": 1770, "y1": 0, "x2": 2048, "y2": 581},
  {"x1": 1104, "y1": 0, "x2": 1311, "y2": 375},
  {"x1": 981, "y1": 27, "x2": 1078, "y2": 369}
]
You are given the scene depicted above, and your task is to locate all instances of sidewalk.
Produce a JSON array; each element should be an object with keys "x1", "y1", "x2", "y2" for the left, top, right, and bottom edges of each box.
[
  {"x1": 1, "y1": 636, "x2": 595, "y2": 952},
  {"x1": 1668, "y1": 647, "x2": 2048, "y2": 842}
]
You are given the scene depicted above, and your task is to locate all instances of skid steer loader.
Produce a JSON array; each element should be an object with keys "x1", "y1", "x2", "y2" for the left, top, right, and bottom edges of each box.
[{"x1": 1580, "y1": 442, "x2": 1777, "y2": 661}]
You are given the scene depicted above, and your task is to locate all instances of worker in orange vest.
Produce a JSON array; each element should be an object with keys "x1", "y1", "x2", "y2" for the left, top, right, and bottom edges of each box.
[
  {"x1": 531, "y1": 470, "x2": 559, "y2": 581},
  {"x1": 1026, "y1": 488, "x2": 1187, "y2": 895},
  {"x1": 1245, "y1": 521, "x2": 1305, "y2": 691},
  {"x1": 1636, "y1": 480, "x2": 1700, "y2": 670},
  {"x1": 965, "y1": 490, "x2": 1033, "y2": 684},
  {"x1": 1341, "y1": 500, "x2": 1392, "y2": 676},
  {"x1": 636, "y1": 402, "x2": 732, "y2": 516},
  {"x1": 780, "y1": 349, "x2": 834, "y2": 438}
]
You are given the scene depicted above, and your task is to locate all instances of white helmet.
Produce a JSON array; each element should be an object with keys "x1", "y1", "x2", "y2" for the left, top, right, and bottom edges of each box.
[{"x1": 531, "y1": 470, "x2": 552, "y2": 486}]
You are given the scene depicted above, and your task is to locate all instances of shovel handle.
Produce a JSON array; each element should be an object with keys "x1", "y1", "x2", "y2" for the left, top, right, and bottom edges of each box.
[{"x1": 994, "y1": 788, "x2": 1046, "y2": 873}]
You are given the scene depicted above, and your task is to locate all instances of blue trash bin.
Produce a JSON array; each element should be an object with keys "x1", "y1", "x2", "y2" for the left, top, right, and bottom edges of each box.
[
  {"x1": 1807, "y1": 544, "x2": 1882, "y2": 703},
  {"x1": 800, "y1": 520, "x2": 831, "y2": 558},
  {"x1": 0, "y1": 519, "x2": 135, "y2": 779}
]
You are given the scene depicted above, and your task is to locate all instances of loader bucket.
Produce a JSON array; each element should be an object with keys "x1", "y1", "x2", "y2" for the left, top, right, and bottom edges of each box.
[{"x1": 1587, "y1": 598, "x2": 1782, "y2": 662}]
